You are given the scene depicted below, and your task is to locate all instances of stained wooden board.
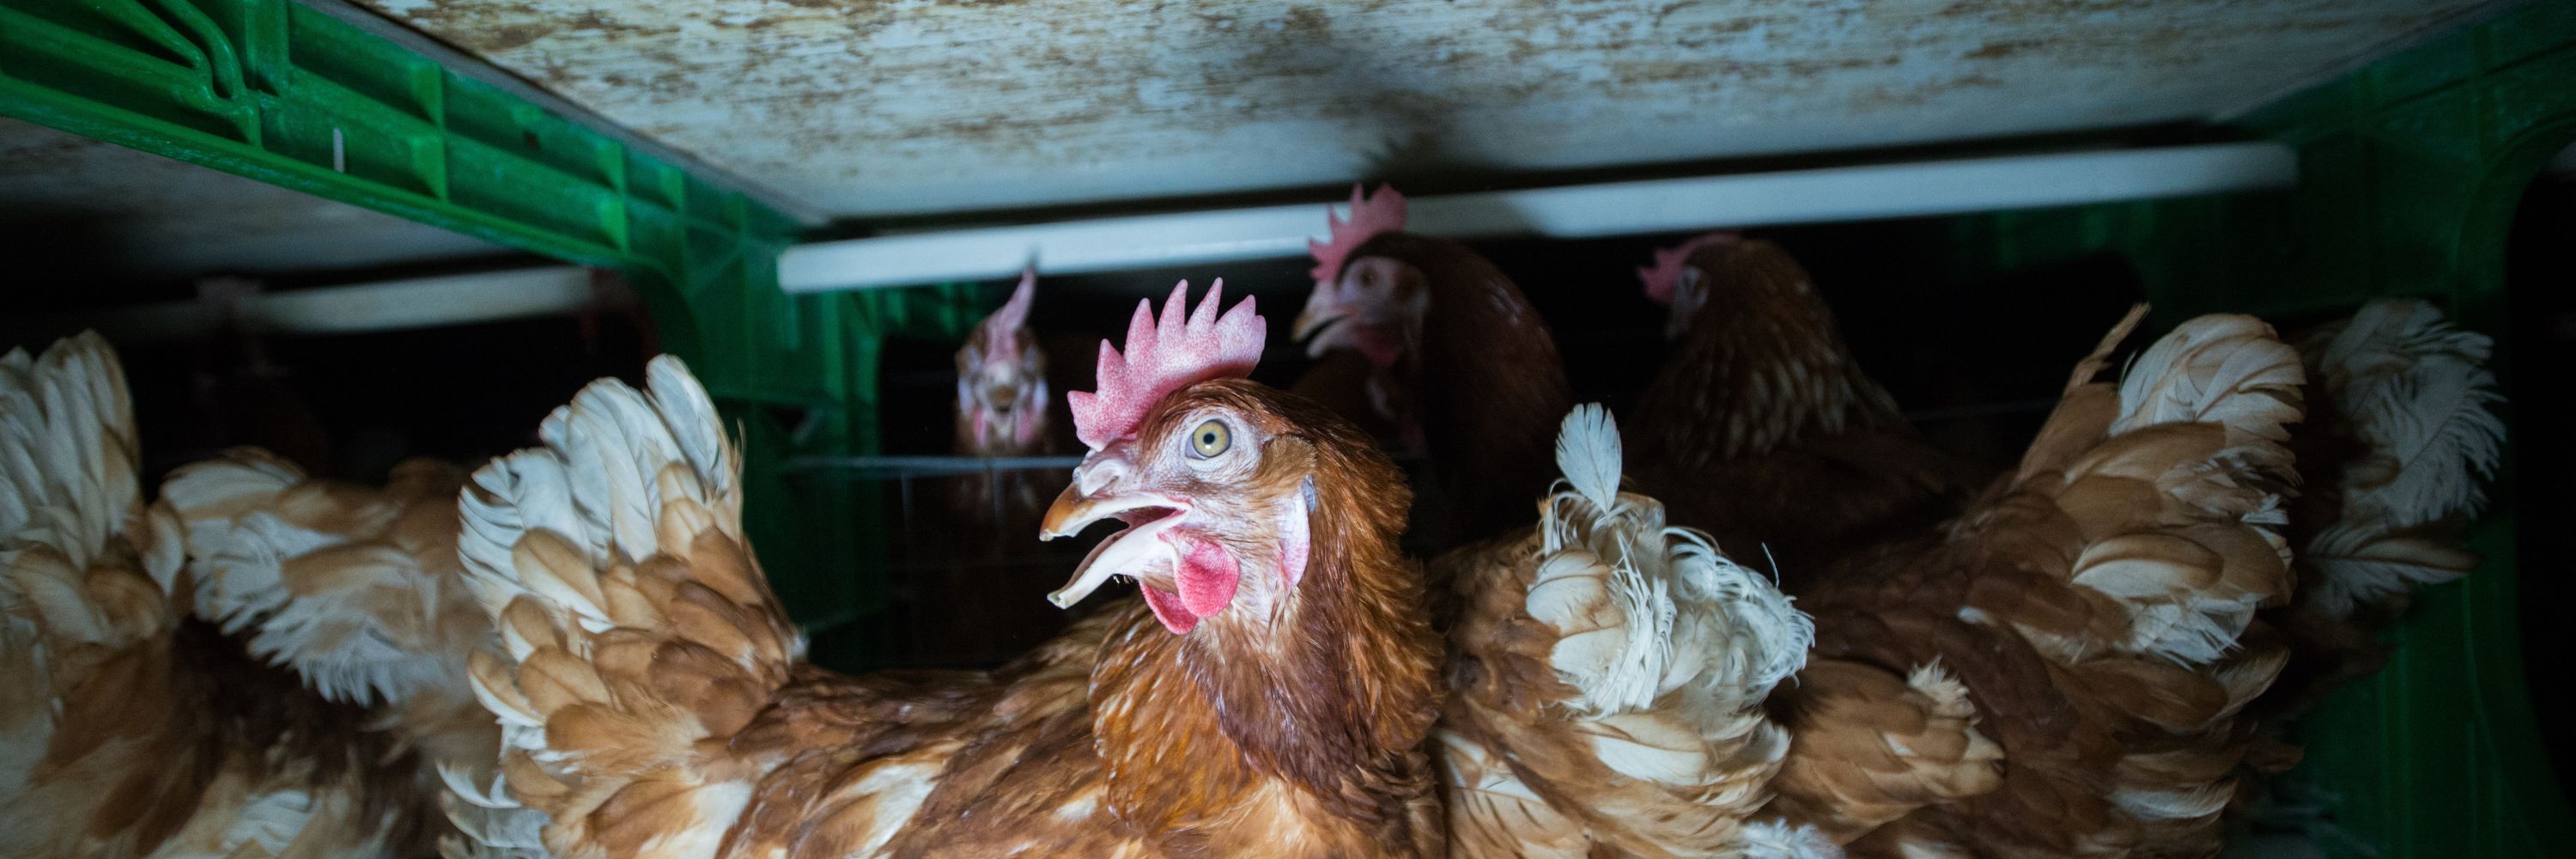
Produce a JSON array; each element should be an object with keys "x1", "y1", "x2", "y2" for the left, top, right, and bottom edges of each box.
[{"x1": 347, "y1": 1, "x2": 2500, "y2": 217}]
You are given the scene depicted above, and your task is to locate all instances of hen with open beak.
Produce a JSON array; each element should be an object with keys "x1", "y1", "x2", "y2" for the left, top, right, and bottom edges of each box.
[
  {"x1": 1037, "y1": 278, "x2": 1321, "y2": 636},
  {"x1": 1040, "y1": 445, "x2": 1191, "y2": 610}
]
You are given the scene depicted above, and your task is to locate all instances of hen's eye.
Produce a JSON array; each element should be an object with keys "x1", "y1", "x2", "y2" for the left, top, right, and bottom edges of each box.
[{"x1": 1188, "y1": 419, "x2": 1231, "y2": 459}]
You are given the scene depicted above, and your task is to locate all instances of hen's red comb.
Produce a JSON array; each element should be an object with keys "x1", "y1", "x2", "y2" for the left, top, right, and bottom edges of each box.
[
  {"x1": 1069, "y1": 280, "x2": 1265, "y2": 448},
  {"x1": 1308, "y1": 184, "x2": 1407, "y2": 285},
  {"x1": 1636, "y1": 232, "x2": 1740, "y2": 305},
  {"x1": 985, "y1": 268, "x2": 1038, "y2": 334}
]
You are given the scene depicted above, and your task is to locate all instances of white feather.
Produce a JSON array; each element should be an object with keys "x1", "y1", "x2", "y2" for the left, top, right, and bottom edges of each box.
[
  {"x1": 1552, "y1": 404, "x2": 1623, "y2": 514},
  {"x1": 1531, "y1": 404, "x2": 1814, "y2": 726},
  {"x1": 2305, "y1": 299, "x2": 2506, "y2": 527},
  {"x1": 160, "y1": 453, "x2": 456, "y2": 708},
  {"x1": 436, "y1": 764, "x2": 520, "y2": 811},
  {"x1": 436, "y1": 763, "x2": 550, "y2": 859},
  {"x1": 171, "y1": 786, "x2": 316, "y2": 859},
  {"x1": 2287, "y1": 299, "x2": 2506, "y2": 623},
  {"x1": 648, "y1": 356, "x2": 737, "y2": 509},
  {"x1": 1, "y1": 333, "x2": 141, "y2": 582},
  {"x1": 2300, "y1": 521, "x2": 2476, "y2": 617},
  {"x1": 1738, "y1": 819, "x2": 1846, "y2": 859}
]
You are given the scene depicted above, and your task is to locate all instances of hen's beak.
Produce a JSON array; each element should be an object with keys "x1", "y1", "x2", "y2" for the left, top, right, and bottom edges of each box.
[
  {"x1": 1036, "y1": 483, "x2": 1116, "y2": 541},
  {"x1": 1291, "y1": 284, "x2": 1345, "y2": 348},
  {"x1": 1039, "y1": 453, "x2": 1187, "y2": 609}
]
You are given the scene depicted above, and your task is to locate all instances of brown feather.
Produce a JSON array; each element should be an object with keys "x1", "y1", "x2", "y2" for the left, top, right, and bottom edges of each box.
[
  {"x1": 519, "y1": 648, "x2": 613, "y2": 713},
  {"x1": 1762, "y1": 313, "x2": 2305, "y2": 856}
]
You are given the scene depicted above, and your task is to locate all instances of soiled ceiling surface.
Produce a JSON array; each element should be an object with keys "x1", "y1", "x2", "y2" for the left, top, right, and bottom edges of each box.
[{"x1": 353, "y1": 0, "x2": 2503, "y2": 221}]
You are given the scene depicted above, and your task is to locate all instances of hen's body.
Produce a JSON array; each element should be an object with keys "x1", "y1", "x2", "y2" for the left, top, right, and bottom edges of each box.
[
  {"x1": 453, "y1": 289, "x2": 1447, "y2": 858},
  {"x1": 948, "y1": 271, "x2": 1061, "y2": 527},
  {"x1": 1395, "y1": 238, "x2": 1572, "y2": 531},
  {"x1": 155, "y1": 449, "x2": 544, "y2": 855},
  {"x1": 0, "y1": 334, "x2": 447, "y2": 857},
  {"x1": 1287, "y1": 348, "x2": 1404, "y2": 445},
  {"x1": 1628, "y1": 239, "x2": 1971, "y2": 588},
  {"x1": 1435, "y1": 407, "x2": 1826, "y2": 858},
  {"x1": 1763, "y1": 310, "x2": 2308, "y2": 857},
  {"x1": 690, "y1": 594, "x2": 1434, "y2": 858}
]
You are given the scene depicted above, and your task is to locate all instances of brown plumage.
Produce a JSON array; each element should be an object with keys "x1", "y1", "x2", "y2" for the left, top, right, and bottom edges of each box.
[
  {"x1": 1628, "y1": 238, "x2": 1974, "y2": 588},
  {"x1": 160, "y1": 453, "x2": 480, "y2": 702},
  {"x1": 452, "y1": 288, "x2": 1445, "y2": 857},
  {"x1": 1, "y1": 333, "x2": 451, "y2": 857},
  {"x1": 155, "y1": 448, "x2": 544, "y2": 855},
  {"x1": 1299, "y1": 231, "x2": 1575, "y2": 546},
  {"x1": 1760, "y1": 309, "x2": 2309, "y2": 858},
  {"x1": 1761, "y1": 660, "x2": 2000, "y2": 844},
  {"x1": 1286, "y1": 348, "x2": 1405, "y2": 444}
]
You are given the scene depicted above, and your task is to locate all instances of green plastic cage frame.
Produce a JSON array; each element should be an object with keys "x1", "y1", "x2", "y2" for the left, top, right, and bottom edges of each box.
[{"x1": 3, "y1": 0, "x2": 2569, "y2": 854}]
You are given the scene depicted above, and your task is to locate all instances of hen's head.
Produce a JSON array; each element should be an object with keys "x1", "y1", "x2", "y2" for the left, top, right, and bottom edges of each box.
[
  {"x1": 955, "y1": 269, "x2": 1048, "y2": 454},
  {"x1": 1042, "y1": 280, "x2": 1405, "y2": 636},
  {"x1": 1635, "y1": 231, "x2": 1744, "y2": 340},
  {"x1": 1293, "y1": 185, "x2": 1427, "y2": 370}
]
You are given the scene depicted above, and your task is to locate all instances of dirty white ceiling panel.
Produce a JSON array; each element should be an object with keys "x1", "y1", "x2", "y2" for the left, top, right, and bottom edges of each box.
[{"x1": 360, "y1": 0, "x2": 2498, "y2": 219}]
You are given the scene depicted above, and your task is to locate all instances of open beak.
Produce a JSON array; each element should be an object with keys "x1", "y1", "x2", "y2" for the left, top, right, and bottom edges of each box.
[{"x1": 1039, "y1": 455, "x2": 1188, "y2": 609}]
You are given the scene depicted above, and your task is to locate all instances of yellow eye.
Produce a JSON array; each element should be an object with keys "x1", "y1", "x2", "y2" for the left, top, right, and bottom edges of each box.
[{"x1": 1188, "y1": 419, "x2": 1231, "y2": 458}]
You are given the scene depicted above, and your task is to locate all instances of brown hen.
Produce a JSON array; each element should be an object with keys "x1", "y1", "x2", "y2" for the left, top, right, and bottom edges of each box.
[
  {"x1": 952, "y1": 270, "x2": 1060, "y2": 466},
  {"x1": 924, "y1": 269, "x2": 1075, "y2": 667},
  {"x1": 1627, "y1": 235, "x2": 1975, "y2": 589},
  {"x1": 1294, "y1": 185, "x2": 1573, "y2": 546},
  {"x1": 155, "y1": 448, "x2": 545, "y2": 855},
  {"x1": 448, "y1": 283, "x2": 1446, "y2": 858}
]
